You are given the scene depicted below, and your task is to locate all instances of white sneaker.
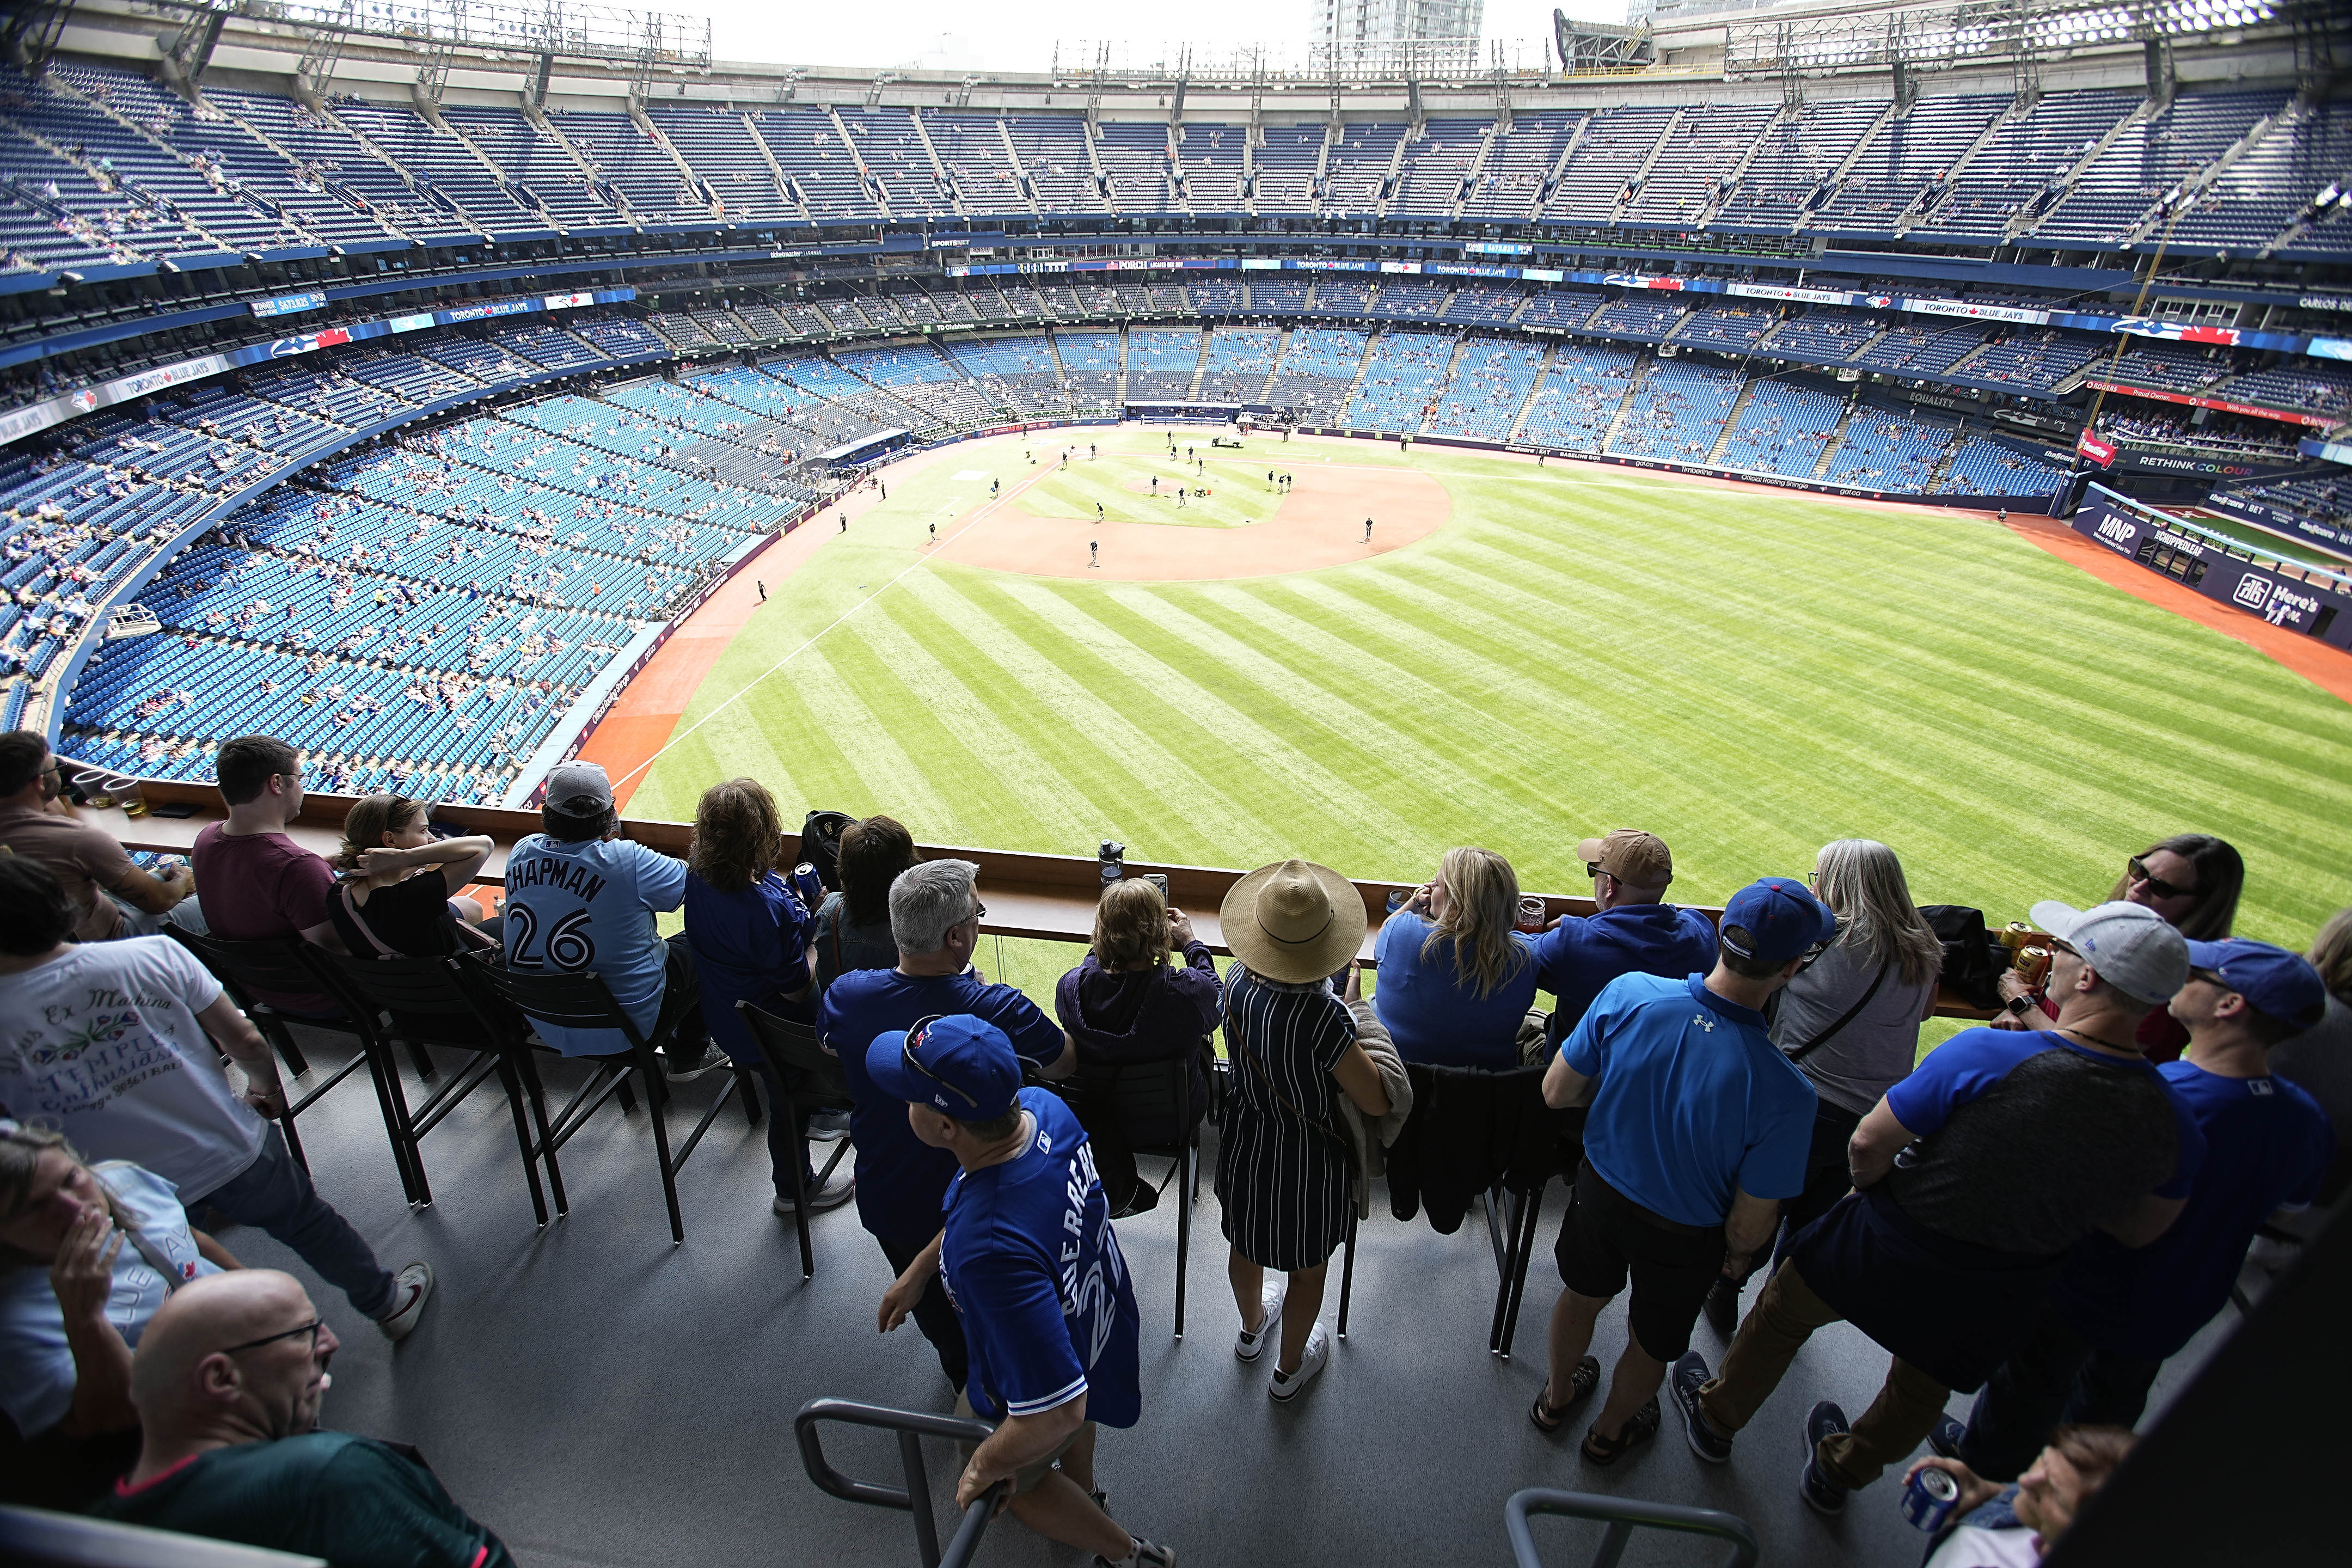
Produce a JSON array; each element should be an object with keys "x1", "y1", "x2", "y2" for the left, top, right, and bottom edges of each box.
[
  {"x1": 773, "y1": 1166, "x2": 855, "y2": 1214},
  {"x1": 807, "y1": 1110, "x2": 852, "y2": 1142},
  {"x1": 1269, "y1": 1321, "x2": 1329, "y2": 1402},
  {"x1": 1234, "y1": 1279, "x2": 1285, "y2": 1363},
  {"x1": 1092, "y1": 1538, "x2": 1175, "y2": 1568},
  {"x1": 376, "y1": 1261, "x2": 434, "y2": 1342}
]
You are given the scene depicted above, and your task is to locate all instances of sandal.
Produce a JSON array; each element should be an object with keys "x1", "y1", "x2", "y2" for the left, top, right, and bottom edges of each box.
[
  {"x1": 1581, "y1": 1396, "x2": 1663, "y2": 1466},
  {"x1": 1528, "y1": 1355, "x2": 1601, "y2": 1434}
]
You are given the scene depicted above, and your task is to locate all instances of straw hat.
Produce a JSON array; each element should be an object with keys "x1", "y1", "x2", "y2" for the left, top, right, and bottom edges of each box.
[{"x1": 1220, "y1": 859, "x2": 1367, "y2": 984}]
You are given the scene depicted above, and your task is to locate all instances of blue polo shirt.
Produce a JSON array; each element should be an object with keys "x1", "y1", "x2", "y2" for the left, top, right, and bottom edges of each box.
[
  {"x1": 683, "y1": 871, "x2": 814, "y2": 1065},
  {"x1": 1562, "y1": 971, "x2": 1816, "y2": 1227},
  {"x1": 818, "y1": 968, "x2": 1066, "y2": 1244},
  {"x1": 941, "y1": 1088, "x2": 1142, "y2": 1429},
  {"x1": 1373, "y1": 912, "x2": 1538, "y2": 1067},
  {"x1": 2051, "y1": 1061, "x2": 2331, "y2": 1361},
  {"x1": 1534, "y1": 904, "x2": 1719, "y2": 1039}
]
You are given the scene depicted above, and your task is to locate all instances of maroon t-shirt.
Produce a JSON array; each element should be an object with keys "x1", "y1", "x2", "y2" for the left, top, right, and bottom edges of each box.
[{"x1": 190, "y1": 823, "x2": 339, "y2": 1013}]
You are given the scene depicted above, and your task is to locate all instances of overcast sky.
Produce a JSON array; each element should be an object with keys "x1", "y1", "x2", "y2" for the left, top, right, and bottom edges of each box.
[{"x1": 695, "y1": 1, "x2": 1629, "y2": 74}]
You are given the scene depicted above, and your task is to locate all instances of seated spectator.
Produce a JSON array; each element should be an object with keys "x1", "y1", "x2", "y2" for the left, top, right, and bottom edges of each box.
[
  {"x1": 0, "y1": 1127, "x2": 238, "y2": 1508},
  {"x1": 1908, "y1": 1426, "x2": 2136, "y2": 1567},
  {"x1": 0, "y1": 858, "x2": 433, "y2": 1341},
  {"x1": 2000, "y1": 834, "x2": 2242, "y2": 1064},
  {"x1": 95, "y1": 1269, "x2": 514, "y2": 1568},
  {"x1": 810, "y1": 814, "x2": 915, "y2": 995},
  {"x1": 819, "y1": 859, "x2": 1073, "y2": 1391},
  {"x1": 1216, "y1": 860, "x2": 1395, "y2": 1402},
  {"x1": 2271, "y1": 907, "x2": 2352, "y2": 1214},
  {"x1": 503, "y1": 762, "x2": 713, "y2": 1073},
  {"x1": 682, "y1": 779, "x2": 849, "y2": 1215},
  {"x1": 0, "y1": 731, "x2": 197, "y2": 940},
  {"x1": 1373, "y1": 846, "x2": 1537, "y2": 1067},
  {"x1": 1533, "y1": 830, "x2": 1717, "y2": 1050},
  {"x1": 1706, "y1": 839, "x2": 1941, "y2": 1334},
  {"x1": 327, "y1": 794, "x2": 495, "y2": 959},
  {"x1": 1054, "y1": 878, "x2": 1221, "y2": 1215},
  {"x1": 189, "y1": 734, "x2": 342, "y2": 1015}
]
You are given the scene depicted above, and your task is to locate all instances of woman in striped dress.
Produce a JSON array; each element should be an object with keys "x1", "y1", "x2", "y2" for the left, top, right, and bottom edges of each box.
[{"x1": 1216, "y1": 860, "x2": 1393, "y2": 1402}]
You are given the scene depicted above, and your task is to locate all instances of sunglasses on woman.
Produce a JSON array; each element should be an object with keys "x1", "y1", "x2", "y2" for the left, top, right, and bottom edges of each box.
[{"x1": 2127, "y1": 856, "x2": 2195, "y2": 902}]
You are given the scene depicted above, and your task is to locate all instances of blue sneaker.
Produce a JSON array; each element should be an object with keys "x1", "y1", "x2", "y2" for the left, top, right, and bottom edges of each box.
[
  {"x1": 1670, "y1": 1352, "x2": 1734, "y2": 1464},
  {"x1": 1929, "y1": 1413, "x2": 1966, "y2": 1461},
  {"x1": 1799, "y1": 1401, "x2": 1851, "y2": 1517}
]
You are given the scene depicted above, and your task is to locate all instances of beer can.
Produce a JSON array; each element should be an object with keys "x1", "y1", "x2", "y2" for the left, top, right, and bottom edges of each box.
[
  {"x1": 2014, "y1": 945, "x2": 2051, "y2": 985},
  {"x1": 1385, "y1": 889, "x2": 1406, "y2": 915},
  {"x1": 1999, "y1": 920, "x2": 2035, "y2": 951},
  {"x1": 1901, "y1": 1466, "x2": 1961, "y2": 1533}
]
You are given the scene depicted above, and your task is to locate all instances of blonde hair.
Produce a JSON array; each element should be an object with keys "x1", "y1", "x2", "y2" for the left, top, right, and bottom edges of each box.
[
  {"x1": 1420, "y1": 846, "x2": 1530, "y2": 1000},
  {"x1": 2310, "y1": 908, "x2": 2352, "y2": 1001},
  {"x1": 1813, "y1": 839, "x2": 1944, "y2": 989},
  {"x1": 0, "y1": 1126, "x2": 127, "y2": 1268},
  {"x1": 1092, "y1": 878, "x2": 1171, "y2": 971}
]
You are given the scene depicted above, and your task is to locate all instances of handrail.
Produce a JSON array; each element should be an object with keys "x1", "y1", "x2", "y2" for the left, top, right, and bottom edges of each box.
[
  {"x1": 793, "y1": 1397, "x2": 1005, "y2": 1568},
  {"x1": 1505, "y1": 1488, "x2": 1759, "y2": 1568}
]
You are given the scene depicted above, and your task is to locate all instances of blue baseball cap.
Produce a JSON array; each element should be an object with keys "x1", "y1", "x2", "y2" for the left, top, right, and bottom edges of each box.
[
  {"x1": 865, "y1": 1014, "x2": 1022, "y2": 1121},
  {"x1": 2183, "y1": 939, "x2": 2328, "y2": 1031},
  {"x1": 1718, "y1": 877, "x2": 1839, "y2": 964}
]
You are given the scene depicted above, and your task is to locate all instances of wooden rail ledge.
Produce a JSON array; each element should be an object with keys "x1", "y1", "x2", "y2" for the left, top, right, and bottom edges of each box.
[{"x1": 87, "y1": 778, "x2": 2007, "y2": 1019}]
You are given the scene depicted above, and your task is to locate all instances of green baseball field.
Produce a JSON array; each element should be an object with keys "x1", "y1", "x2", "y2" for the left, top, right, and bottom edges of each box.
[{"x1": 629, "y1": 427, "x2": 2352, "y2": 1030}]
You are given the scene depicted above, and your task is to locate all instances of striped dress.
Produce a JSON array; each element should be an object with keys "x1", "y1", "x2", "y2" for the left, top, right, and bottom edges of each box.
[{"x1": 1216, "y1": 966, "x2": 1357, "y2": 1271}]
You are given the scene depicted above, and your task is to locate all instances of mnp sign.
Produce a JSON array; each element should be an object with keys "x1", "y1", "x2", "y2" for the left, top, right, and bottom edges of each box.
[{"x1": 2071, "y1": 488, "x2": 2352, "y2": 650}]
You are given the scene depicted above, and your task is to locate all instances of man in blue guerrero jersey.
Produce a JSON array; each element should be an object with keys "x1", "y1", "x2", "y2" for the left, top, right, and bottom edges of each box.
[
  {"x1": 502, "y1": 762, "x2": 714, "y2": 1068},
  {"x1": 868, "y1": 1016, "x2": 1169, "y2": 1568}
]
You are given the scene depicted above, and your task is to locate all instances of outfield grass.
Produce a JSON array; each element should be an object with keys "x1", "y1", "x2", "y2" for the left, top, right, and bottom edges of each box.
[{"x1": 636, "y1": 427, "x2": 2352, "y2": 1020}]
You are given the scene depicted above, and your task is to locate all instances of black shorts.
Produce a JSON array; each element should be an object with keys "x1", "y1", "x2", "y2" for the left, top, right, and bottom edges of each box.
[{"x1": 1554, "y1": 1159, "x2": 1728, "y2": 1363}]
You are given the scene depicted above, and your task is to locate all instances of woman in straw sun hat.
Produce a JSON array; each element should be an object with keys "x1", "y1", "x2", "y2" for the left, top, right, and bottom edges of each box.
[{"x1": 1217, "y1": 859, "x2": 1394, "y2": 1402}]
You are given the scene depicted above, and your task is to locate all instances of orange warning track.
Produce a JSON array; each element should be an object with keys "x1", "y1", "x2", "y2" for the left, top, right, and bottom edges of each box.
[{"x1": 2000, "y1": 512, "x2": 2352, "y2": 706}]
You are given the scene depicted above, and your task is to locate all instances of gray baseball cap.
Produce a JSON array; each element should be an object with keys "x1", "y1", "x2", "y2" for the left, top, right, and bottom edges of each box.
[
  {"x1": 543, "y1": 761, "x2": 614, "y2": 815},
  {"x1": 2028, "y1": 899, "x2": 2191, "y2": 1006}
]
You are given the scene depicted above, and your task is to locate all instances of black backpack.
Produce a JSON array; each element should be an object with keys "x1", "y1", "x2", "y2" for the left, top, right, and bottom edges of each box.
[
  {"x1": 1918, "y1": 904, "x2": 2005, "y2": 1012},
  {"x1": 798, "y1": 810, "x2": 856, "y2": 892}
]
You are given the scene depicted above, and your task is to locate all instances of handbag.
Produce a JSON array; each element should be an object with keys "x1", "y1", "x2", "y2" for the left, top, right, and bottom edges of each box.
[{"x1": 1918, "y1": 904, "x2": 2002, "y2": 1010}]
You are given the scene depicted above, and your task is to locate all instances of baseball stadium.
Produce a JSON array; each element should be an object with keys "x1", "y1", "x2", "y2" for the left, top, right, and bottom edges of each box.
[{"x1": 0, "y1": 0, "x2": 2344, "y2": 1563}]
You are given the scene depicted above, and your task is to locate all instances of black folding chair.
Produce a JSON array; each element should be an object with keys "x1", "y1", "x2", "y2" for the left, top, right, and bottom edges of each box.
[
  {"x1": 303, "y1": 948, "x2": 566, "y2": 1228},
  {"x1": 466, "y1": 959, "x2": 751, "y2": 1244},
  {"x1": 736, "y1": 1001, "x2": 856, "y2": 1279},
  {"x1": 1064, "y1": 1045, "x2": 1204, "y2": 1337},
  {"x1": 166, "y1": 927, "x2": 419, "y2": 1204}
]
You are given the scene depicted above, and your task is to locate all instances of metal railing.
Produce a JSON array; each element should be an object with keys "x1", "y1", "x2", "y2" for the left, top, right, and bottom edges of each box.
[
  {"x1": 1505, "y1": 1489, "x2": 1759, "y2": 1568},
  {"x1": 794, "y1": 1397, "x2": 1007, "y2": 1568}
]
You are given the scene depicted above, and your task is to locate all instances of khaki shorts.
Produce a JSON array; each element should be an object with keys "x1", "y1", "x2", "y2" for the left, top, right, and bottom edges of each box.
[{"x1": 952, "y1": 1389, "x2": 1087, "y2": 1496}]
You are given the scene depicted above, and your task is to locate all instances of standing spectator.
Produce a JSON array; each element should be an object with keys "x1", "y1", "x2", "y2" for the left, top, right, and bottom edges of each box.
[
  {"x1": 503, "y1": 763, "x2": 712, "y2": 1072},
  {"x1": 1999, "y1": 835, "x2": 2241, "y2": 1064},
  {"x1": 868, "y1": 1017, "x2": 1171, "y2": 1568},
  {"x1": 0, "y1": 859, "x2": 432, "y2": 1341},
  {"x1": 2269, "y1": 908, "x2": 2352, "y2": 1213},
  {"x1": 1, "y1": 1127, "x2": 237, "y2": 1508},
  {"x1": 1957, "y1": 938, "x2": 2332, "y2": 1479},
  {"x1": 682, "y1": 779, "x2": 849, "y2": 1215},
  {"x1": 1216, "y1": 860, "x2": 1393, "y2": 1402},
  {"x1": 810, "y1": 815, "x2": 917, "y2": 995},
  {"x1": 189, "y1": 736, "x2": 341, "y2": 1015},
  {"x1": 1704, "y1": 840, "x2": 1941, "y2": 1336},
  {"x1": 819, "y1": 860, "x2": 1071, "y2": 1391},
  {"x1": 1532, "y1": 830, "x2": 1717, "y2": 1051},
  {"x1": 1909, "y1": 1428, "x2": 2136, "y2": 1568},
  {"x1": 0, "y1": 733, "x2": 196, "y2": 940},
  {"x1": 1054, "y1": 878, "x2": 1220, "y2": 1216},
  {"x1": 1373, "y1": 847, "x2": 1538, "y2": 1068},
  {"x1": 1675, "y1": 901, "x2": 2201, "y2": 1516},
  {"x1": 94, "y1": 1270, "x2": 513, "y2": 1567},
  {"x1": 1532, "y1": 878, "x2": 1826, "y2": 1464},
  {"x1": 326, "y1": 795, "x2": 494, "y2": 959}
]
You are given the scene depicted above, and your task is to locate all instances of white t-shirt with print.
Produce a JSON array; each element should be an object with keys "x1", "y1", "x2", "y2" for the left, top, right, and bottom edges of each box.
[
  {"x1": 0, "y1": 1161, "x2": 223, "y2": 1436},
  {"x1": 0, "y1": 938, "x2": 267, "y2": 1199}
]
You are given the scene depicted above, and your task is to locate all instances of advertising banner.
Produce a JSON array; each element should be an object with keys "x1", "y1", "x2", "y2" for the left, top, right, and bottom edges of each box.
[
  {"x1": 2073, "y1": 489, "x2": 2352, "y2": 648},
  {"x1": 2076, "y1": 430, "x2": 2117, "y2": 468},
  {"x1": 249, "y1": 290, "x2": 327, "y2": 319},
  {"x1": 2080, "y1": 378, "x2": 2332, "y2": 427}
]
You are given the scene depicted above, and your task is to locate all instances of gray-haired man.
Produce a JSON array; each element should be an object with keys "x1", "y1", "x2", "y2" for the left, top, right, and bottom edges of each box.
[{"x1": 817, "y1": 859, "x2": 1074, "y2": 1389}]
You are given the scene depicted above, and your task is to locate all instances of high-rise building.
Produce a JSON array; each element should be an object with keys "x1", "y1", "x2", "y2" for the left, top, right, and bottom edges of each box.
[{"x1": 1308, "y1": 0, "x2": 1485, "y2": 75}]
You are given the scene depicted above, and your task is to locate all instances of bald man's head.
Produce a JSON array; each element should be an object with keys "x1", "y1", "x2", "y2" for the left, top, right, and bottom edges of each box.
[{"x1": 131, "y1": 1270, "x2": 338, "y2": 1446}]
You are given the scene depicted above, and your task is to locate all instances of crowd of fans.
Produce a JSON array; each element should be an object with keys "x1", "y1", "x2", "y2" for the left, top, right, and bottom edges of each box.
[{"x1": 0, "y1": 727, "x2": 2345, "y2": 1567}]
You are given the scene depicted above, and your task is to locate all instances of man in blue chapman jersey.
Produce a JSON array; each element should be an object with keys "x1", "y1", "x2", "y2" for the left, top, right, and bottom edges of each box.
[
  {"x1": 501, "y1": 762, "x2": 714, "y2": 1069},
  {"x1": 868, "y1": 1016, "x2": 1170, "y2": 1568}
]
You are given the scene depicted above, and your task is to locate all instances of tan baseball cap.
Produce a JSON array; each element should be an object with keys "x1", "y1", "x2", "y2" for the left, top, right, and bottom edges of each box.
[{"x1": 1575, "y1": 829, "x2": 1674, "y2": 890}]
